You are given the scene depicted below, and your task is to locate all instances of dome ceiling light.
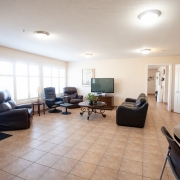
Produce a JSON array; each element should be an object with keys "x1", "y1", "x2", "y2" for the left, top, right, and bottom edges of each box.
[
  {"x1": 138, "y1": 10, "x2": 161, "y2": 23},
  {"x1": 141, "y1": 49, "x2": 151, "y2": 54},
  {"x1": 34, "y1": 31, "x2": 49, "y2": 40},
  {"x1": 86, "y1": 54, "x2": 93, "y2": 58}
]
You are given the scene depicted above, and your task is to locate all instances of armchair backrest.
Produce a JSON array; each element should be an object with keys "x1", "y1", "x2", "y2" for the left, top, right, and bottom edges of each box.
[
  {"x1": 63, "y1": 87, "x2": 78, "y2": 99},
  {"x1": 44, "y1": 87, "x2": 56, "y2": 99}
]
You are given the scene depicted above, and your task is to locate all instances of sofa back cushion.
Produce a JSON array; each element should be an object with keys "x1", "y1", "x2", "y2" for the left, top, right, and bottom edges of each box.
[
  {"x1": 135, "y1": 97, "x2": 146, "y2": 107},
  {"x1": 0, "y1": 89, "x2": 11, "y2": 103},
  {"x1": 138, "y1": 93, "x2": 146, "y2": 98},
  {"x1": 8, "y1": 100, "x2": 16, "y2": 109},
  {"x1": 0, "y1": 102, "x2": 12, "y2": 113}
]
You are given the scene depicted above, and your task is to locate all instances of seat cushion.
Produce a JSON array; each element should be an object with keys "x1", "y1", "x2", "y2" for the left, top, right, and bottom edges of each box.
[
  {"x1": 135, "y1": 97, "x2": 146, "y2": 107},
  {"x1": 121, "y1": 102, "x2": 135, "y2": 108},
  {"x1": 70, "y1": 99, "x2": 83, "y2": 104}
]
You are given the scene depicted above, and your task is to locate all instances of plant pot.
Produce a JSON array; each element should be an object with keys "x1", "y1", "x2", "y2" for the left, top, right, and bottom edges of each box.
[
  {"x1": 88, "y1": 100, "x2": 93, "y2": 105},
  {"x1": 93, "y1": 101, "x2": 97, "y2": 104}
]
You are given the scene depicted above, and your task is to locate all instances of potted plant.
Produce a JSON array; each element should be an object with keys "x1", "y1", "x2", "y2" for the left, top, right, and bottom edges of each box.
[
  {"x1": 92, "y1": 96, "x2": 99, "y2": 104},
  {"x1": 85, "y1": 93, "x2": 98, "y2": 105}
]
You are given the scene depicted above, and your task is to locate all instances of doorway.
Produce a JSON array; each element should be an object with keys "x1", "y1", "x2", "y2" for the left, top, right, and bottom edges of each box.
[{"x1": 145, "y1": 64, "x2": 172, "y2": 111}]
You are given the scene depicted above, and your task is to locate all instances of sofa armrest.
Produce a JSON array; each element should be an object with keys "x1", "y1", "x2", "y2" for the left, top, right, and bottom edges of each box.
[
  {"x1": 0, "y1": 109, "x2": 29, "y2": 131},
  {"x1": 45, "y1": 98, "x2": 55, "y2": 102},
  {"x1": 77, "y1": 95, "x2": 83, "y2": 99},
  {"x1": 15, "y1": 104, "x2": 32, "y2": 109},
  {"x1": 125, "y1": 98, "x2": 136, "y2": 103},
  {"x1": 0, "y1": 108, "x2": 28, "y2": 117}
]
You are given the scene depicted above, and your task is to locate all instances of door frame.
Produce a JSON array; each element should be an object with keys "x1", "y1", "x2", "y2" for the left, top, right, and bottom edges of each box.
[{"x1": 145, "y1": 64, "x2": 172, "y2": 111}]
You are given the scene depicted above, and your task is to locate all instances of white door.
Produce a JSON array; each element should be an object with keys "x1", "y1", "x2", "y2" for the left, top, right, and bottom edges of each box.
[
  {"x1": 174, "y1": 64, "x2": 180, "y2": 113},
  {"x1": 155, "y1": 72, "x2": 160, "y2": 91}
]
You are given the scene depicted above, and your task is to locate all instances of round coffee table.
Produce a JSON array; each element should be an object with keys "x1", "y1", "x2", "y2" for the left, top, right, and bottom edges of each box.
[{"x1": 78, "y1": 101, "x2": 106, "y2": 120}]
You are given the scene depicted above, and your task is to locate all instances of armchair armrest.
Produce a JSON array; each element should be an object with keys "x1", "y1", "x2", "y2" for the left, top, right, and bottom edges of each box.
[
  {"x1": 125, "y1": 98, "x2": 136, "y2": 103},
  {"x1": 63, "y1": 96, "x2": 71, "y2": 103},
  {"x1": 56, "y1": 97, "x2": 63, "y2": 101},
  {"x1": 77, "y1": 95, "x2": 83, "y2": 99},
  {"x1": 15, "y1": 104, "x2": 32, "y2": 109},
  {"x1": 45, "y1": 98, "x2": 55, "y2": 102}
]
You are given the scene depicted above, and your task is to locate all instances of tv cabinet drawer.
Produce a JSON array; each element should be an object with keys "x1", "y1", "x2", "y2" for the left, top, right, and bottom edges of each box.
[{"x1": 97, "y1": 96, "x2": 114, "y2": 110}]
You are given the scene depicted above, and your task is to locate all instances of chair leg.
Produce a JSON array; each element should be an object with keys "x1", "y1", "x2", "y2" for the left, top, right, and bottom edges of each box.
[{"x1": 159, "y1": 149, "x2": 169, "y2": 180}]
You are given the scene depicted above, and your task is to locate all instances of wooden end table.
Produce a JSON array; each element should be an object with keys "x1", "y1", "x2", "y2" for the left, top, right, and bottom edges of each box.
[{"x1": 32, "y1": 101, "x2": 45, "y2": 116}]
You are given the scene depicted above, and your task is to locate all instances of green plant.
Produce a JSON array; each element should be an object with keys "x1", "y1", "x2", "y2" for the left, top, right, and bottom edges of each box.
[{"x1": 85, "y1": 93, "x2": 98, "y2": 102}]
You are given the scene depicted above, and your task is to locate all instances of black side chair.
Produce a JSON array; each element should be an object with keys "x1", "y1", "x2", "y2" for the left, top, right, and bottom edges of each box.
[
  {"x1": 160, "y1": 126, "x2": 180, "y2": 180},
  {"x1": 44, "y1": 87, "x2": 63, "y2": 113}
]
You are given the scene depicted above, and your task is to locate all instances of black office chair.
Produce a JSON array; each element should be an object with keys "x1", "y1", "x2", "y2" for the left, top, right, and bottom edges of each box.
[
  {"x1": 160, "y1": 126, "x2": 180, "y2": 180},
  {"x1": 44, "y1": 87, "x2": 63, "y2": 113}
]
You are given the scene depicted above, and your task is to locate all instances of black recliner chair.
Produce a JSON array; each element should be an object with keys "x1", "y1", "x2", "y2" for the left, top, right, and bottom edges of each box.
[
  {"x1": 44, "y1": 87, "x2": 64, "y2": 113},
  {"x1": 0, "y1": 89, "x2": 33, "y2": 131},
  {"x1": 63, "y1": 87, "x2": 83, "y2": 108}
]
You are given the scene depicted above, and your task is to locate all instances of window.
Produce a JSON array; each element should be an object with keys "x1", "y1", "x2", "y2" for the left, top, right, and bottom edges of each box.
[
  {"x1": 29, "y1": 65, "x2": 39, "y2": 98},
  {"x1": 15, "y1": 62, "x2": 28, "y2": 100},
  {"x1": 52, "y1": 68, "x2": 59, "y2": 94},
  {"x1": 43, "y1": 66, "x2": 66, "y2": 94},
  {"x1": 59, "y1": 69, "x2": 65, "y2": 93},
  {"x1": 0, "y1": 58, "x2": 65, "y2": 103},
  {"x1": 0, "y1": 60, "x2": 14, "y2": 99},
  {"x1": 43, "y1": 66, "x2": 51, "y2": 88}
]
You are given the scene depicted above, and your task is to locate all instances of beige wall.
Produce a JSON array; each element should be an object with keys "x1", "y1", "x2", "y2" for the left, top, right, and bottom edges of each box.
[
  {"x1": 0, "y1": 46, "x2": 66, "y2": 67},
  {"x1": 67, "y1": 56, "x2": 180, "y2": 108}
]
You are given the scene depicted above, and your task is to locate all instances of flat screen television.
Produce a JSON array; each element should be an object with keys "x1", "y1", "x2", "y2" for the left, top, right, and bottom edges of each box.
[{"x1": 91, "y1": 78, "x2": 114, "y2": 93}]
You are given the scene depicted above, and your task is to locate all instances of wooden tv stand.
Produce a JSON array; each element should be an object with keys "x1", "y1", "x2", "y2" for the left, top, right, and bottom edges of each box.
[{"x1": 97, "y1": 95, "x2": 114, "y2": 110}]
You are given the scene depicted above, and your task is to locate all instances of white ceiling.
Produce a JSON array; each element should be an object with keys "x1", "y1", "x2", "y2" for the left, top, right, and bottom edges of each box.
[{"x1": 0, "y1": 0, "x2": 180, "y2": 62}]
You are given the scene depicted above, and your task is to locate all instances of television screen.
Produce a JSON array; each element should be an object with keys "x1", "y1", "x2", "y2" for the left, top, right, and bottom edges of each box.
[{"x1": 91, "y1": 78, "x2": 114, "y2": 93}]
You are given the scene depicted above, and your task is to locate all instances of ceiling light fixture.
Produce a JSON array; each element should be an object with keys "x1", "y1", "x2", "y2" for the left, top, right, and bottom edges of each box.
[
  {"x1": 138, "y1": 10, "x2": 161, "y2": 23},
  {"x1": 141, "y1": 49, "x2": 151, "y2": 54},
  {"x1": 86, "y1": 54, "x2": 93, "y2": 58},
  {"x1": 34, "y1": 31, "x2": 49, "y2": 40}
]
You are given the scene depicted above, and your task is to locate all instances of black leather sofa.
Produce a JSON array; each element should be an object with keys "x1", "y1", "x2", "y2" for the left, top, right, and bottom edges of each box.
[
  {"x1": 0, "y1": 89, "x2": 33, "y2": 131},
  {"x1": 116, "y1": 93, "x2": 148, "y2": 128},
  {"x1": 63, "y1": 87, "x2": 83, "y2": 108}
]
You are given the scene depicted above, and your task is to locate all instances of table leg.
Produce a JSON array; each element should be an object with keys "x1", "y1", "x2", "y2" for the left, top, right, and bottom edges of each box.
[
  {"x1": 62, "y1": 107, "x2": 71, "y2": 115},
  {"x1": 80, "y1": 107, "x2": 86, "y2": 116},
  {"x1": 43, "y1": 103, "x2": 45, "y2": 114},
  {"x1": 100, "y1": 108, "x2": 106, "y2": 118},
  {"x1": 87, "y1": 108, "x2": 93, "y2": 120},
  {"x1": 38, "y1": 104, "x2": 40, "y2": 116},
  {"x1": 32, "y1": 104, "x2": 34, "y2": 115}
]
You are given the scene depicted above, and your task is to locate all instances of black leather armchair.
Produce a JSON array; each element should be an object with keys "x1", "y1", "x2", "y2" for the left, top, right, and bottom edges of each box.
[
  {"x1": 63, "y1": 87, "x2": 83, "y2": 108},
  {"x1": 44, "y1": 87, "x2": 63, "y2": 113},
  {"x1": 116, "y1": 93, "x2": 148, "y2": 128},
  {"x1": 0, "y1": 89, "x2": 33, "y2": 131}
]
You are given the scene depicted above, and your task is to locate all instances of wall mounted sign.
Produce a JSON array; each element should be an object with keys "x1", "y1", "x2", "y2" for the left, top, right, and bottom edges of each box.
[{"x1": 82, "y1": 69, "x2": 94, "y2": 86}]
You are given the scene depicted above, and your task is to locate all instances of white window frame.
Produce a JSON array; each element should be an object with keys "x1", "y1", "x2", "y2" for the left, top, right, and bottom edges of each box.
[
  {"x1": 0, "y1": 58, "x2": 66, "y2": 104},
  {"x1": 43, "y1": 65, "x2": 66, "y2": 96}
]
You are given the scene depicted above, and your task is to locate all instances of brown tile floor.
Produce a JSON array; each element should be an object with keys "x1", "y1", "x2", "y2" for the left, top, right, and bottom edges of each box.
[{"x1": 0, "y1": 95, "x2": 179, "y2": 180}]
